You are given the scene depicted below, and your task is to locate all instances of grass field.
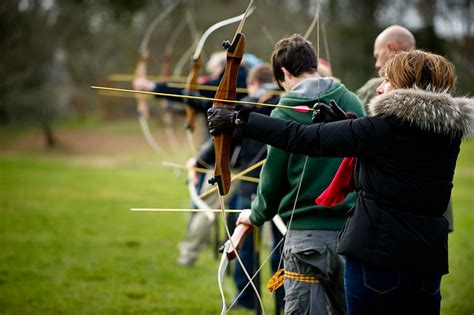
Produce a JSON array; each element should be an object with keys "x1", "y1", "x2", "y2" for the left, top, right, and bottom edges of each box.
[{"x1": 0, "y1": 120, "x2": 473, "y2": 314}]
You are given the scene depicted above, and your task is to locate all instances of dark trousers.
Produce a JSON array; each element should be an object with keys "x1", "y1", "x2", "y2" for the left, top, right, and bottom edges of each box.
[{"x1": 344, "y1": 258, "x2": 442, "y2": 315}]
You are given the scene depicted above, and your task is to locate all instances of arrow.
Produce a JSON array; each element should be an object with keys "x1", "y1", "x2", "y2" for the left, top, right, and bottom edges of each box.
[
  {"x1": 130, "y1": 208, "x2": 241, "y2": 213},
  {"x1": 91, "y1": 85, "x2": 313, "y2": 112}
]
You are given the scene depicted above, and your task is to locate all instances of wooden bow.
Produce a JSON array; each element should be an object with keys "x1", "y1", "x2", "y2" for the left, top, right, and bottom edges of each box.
[
  {"x1": 134, "y1": 2, "x2": 179, "y2": 157},
  {"x1": 209, "y1": 35, "x2": 245, "y2": 196},
  {"x1": 206, "y1": 2, "x2": 263, "y2": 314},
  {"x1": 211, "y1": 27, "x2": 254, "y2": 261},
  {"x1": 184, "y1": 9, "x2": 255, "y2": 134}
]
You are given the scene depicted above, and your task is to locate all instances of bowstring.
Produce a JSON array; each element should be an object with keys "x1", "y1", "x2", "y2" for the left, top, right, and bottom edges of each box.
[
  {"x1": 218, "y1": 1, "x2": 265, "y2": 313},
  {"x1": 266, "y1": 0, "x2": 321, "y2": 311},
  {"x1": 136, "y1": 2, "x2": 180, "y2": 161},
  {"x1": 222, "y1": 1, "x2": 322, "y2": 312}
]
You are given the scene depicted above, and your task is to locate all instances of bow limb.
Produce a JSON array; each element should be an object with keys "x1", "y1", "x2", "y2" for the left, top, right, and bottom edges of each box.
[
  {"x1": 210, "y1": 32, "x2": 245, "y2": 196},
  {"x1": 161, "y1": 17, "x2": 189, "y2": 80},
  {"x1": 208, "y1": 2, "x2": 265, "y2": 314},
  {"x1": 225, "y1": 215, "x2": 286, "y2": 311},
  {"x1": 160, "y1": 14, "x2": 193, "y2": 159},
  {"x1": 135, "y1": 50, "x2": 151, "y2": 121},
  {"x1": 303, "y1": 0, "x2": 320, "y2": 40},
  {"x1": 135, "y1": 50, "x2": 166, "y2": 156},
  {"x1": 184, "y1": 8, "x2": 255, "y2": 133},
  {"x1": 184, "y1": 57, "x2": 202, "y2": 134},
  {"x1": 138, "y1": 2, "x2": 180, "y2": 54},
  {"x1": 217, "y1": 241, "x2": 231, "y2": 315},
  {"x1": 134, "y1": 2, "x2": 179, "y2": 157},
  {"x1": 172, "y1": 10, "x2": 200, "y2": 78}
]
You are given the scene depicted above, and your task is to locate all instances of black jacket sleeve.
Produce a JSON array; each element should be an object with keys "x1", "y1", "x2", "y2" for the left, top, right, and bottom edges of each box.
[{"x1": 242, "y1": 112, "x2": 390, "y2": 158}]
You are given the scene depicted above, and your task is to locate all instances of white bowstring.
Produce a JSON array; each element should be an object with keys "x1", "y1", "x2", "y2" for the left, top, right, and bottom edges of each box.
[
  {"x1": 265, "y1": 0, "x2": 321, "y2": 311},
  {"x1": 217, "y1": 1, "x2": 265, "y2": 313},
  {"x1": 229, "y1": 1, "x2": 322, "y2": 310},
  {"x1": 265, "y1": 156, "x2": 309, "y2": 310},
  {"x1": 222, "y1": 1, "x2": 321, "y2": 313},
  {"x1": 218, "y1": 195, "x2": 265, "y2": 314},
  {"x1": 226, "y1": 234, "x2": 286, "y2": 311}
]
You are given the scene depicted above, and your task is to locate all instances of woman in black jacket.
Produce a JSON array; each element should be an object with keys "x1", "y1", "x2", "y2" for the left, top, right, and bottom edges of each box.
[{"x1": 207, "y1": 50, "x2": 474, "y2": 314}]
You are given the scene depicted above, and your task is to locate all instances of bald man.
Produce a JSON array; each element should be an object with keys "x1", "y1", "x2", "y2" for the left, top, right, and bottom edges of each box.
[{"x1": 357, "y1": 25, "x2": 416, "y2": 109}]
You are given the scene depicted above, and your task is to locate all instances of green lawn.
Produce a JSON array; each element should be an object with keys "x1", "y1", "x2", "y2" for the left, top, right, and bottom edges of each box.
[
  {"x1": 0, "y1": 123, "x2": 473, "y2": 314},
  {"x1": 441, "y1": 140, "x2": 474, "y2": 315},
  {"x1": 0, "y1": 121, "x2": 266, "y2": 315}
]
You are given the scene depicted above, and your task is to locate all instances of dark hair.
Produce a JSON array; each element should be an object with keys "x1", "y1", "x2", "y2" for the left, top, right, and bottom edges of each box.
[{"x1": 271, "y1": 34, "x2": 318, "y2": 85}]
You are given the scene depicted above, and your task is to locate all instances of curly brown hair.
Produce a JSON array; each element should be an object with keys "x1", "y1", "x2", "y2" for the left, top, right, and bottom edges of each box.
[{"x1": 380, "y1": 50, "x2": 456, "y2": 94}]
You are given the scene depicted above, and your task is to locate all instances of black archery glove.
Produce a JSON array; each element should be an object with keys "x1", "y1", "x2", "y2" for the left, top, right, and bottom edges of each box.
[
  {"x1": 312, "y1": 100, "x2": 357, "y2": 124},
  {"x1": 207, "y1": 107, "x2": 251, "y2": 136}
]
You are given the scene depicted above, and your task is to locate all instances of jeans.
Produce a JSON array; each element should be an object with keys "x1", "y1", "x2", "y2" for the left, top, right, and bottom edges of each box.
[{"x1": 344, "y1": 258, "x2": 442, "y2": 315}]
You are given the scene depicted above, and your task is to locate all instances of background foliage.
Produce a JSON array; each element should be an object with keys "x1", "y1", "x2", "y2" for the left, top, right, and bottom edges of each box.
[{"x1": 0, "y1": 0, "x2": 473, "y2": 143}]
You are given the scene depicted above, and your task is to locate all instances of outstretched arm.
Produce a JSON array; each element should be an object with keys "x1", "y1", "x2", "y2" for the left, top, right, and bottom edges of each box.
[{"x1": 208, "y1": 108, "x2": 389, "y2": 158}]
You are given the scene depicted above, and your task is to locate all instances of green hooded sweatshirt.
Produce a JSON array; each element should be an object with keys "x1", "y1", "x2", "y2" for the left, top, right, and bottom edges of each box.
[{"x1": 250, "y1": 78, "x2": 366, "y2": 230}]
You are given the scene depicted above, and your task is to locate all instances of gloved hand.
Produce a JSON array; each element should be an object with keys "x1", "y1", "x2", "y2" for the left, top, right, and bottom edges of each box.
[
  {"x1": 207, "y1": 108, "x2": 251, "y2": 136},
  {"x1": 312, "y1": 100, "x2": 357, "y2": 123}
]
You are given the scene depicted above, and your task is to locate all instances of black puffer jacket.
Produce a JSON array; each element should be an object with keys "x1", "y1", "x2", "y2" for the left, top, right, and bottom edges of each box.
[{"x1": 240, "y1": 88, "x2": 474, "y2": 274}]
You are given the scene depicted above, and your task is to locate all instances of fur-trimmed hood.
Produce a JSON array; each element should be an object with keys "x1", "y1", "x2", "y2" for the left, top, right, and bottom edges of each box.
[{"x1": 368, "y1": 88, "x2": 474, "y2": 138}]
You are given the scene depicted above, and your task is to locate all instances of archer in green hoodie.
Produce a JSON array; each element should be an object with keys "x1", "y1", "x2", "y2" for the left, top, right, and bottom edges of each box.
[
  {"x1": 251, "y1": 77, "x2": 365, "y2": 230},
  {"x1": 237, "y1": 34, "x2": 365, "y2": 315}
]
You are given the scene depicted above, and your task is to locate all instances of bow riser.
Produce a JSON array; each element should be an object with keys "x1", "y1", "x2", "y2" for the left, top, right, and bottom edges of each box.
[
  {"x1": 135, "y1": 53, "x2": 150, "y2": 119},
  {"x1": 225, "y1": 223, "x2": 253, "y2": 260},
  {"x1": 212, "y1": 32, "x2": 246, "y2": 196},
  {"x1": 184, "y1": 57, "x2": 202, "y2": 131},
  {"x1": 160, "y1": 55, "x2": 172, "y2": 80}
]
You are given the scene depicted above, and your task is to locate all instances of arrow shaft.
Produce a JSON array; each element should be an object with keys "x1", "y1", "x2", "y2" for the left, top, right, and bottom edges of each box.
[
  {"x1": 91, "y1": 86, "x2": 311, "y2": 111},
  {"x1": 166, "y1": 82, "x2": 282, "y2": 96},
  {"x1": 130, "y1": 208, "x2": 241, "y2": 213}
]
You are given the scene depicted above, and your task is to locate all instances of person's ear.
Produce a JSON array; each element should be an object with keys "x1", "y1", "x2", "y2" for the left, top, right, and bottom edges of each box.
[
  {"x1": 387, "y1": 42, "x2": 397, "y2": 54},
  {"x1": 281, "y1": 67, "x2": 293, "y2": 80}
]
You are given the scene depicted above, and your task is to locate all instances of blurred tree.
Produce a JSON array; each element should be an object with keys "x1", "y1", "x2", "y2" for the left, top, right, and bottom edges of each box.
[
  {"x1": 414, "y1": 0, "x2": 446, "y2": 53},
  {"x1": 326, "y1": 0, "x2": 389, "y2": 89},
  {"x1": 435, "y1": 0, "x2": 474, "y2": 95},
  {"x1": 0, "y1": 0, "x2": 472, "y2": 142},
  {"x1": 0, "y1": 0, "x2": 152, "y2": 147},
  {"x1": 0, "y1": 0, "x2": 62, "y2": 146}
]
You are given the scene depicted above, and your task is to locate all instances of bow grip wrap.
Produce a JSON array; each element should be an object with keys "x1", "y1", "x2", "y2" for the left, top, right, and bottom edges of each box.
[
  {"x1": 212, "y1": 32, "x2": 246, "y2": 195},
  {"x1": 225, "y1": 223, "x2": 254, "y2": 260}
]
